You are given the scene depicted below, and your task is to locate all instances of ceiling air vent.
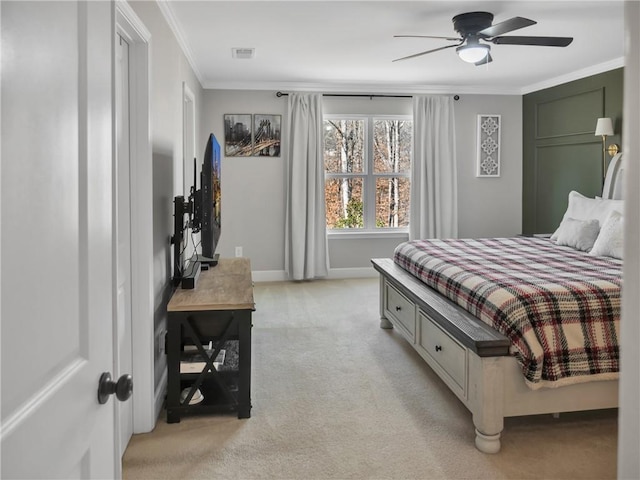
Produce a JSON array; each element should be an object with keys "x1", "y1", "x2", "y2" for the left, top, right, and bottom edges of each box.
[{"x1": 232, "y1": 48, "x2": 255, "y2": 59}]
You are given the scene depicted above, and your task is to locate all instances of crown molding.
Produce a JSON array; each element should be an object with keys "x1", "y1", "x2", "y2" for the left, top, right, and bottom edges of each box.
[
  {"x1": 520, "y1": 57, "x2": 625, "y2": 94},
  {"x1": 201, "y1": 80, "x2": 524, "y2": 96},
  {"x1": 203, "y1": 58, "x2": 625, "y2": 95},
  {"x1": 156, "y1": 0, "x2": 204, "y2": 86}
]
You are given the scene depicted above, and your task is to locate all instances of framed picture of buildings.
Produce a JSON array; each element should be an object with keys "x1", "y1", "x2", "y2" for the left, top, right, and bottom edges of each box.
[
  {"x1": 252, "y1": 114, "x2": 281, "y2": 157},
  {"x1": 223, "y1": 114, "x2": 252, "y2": 157}
]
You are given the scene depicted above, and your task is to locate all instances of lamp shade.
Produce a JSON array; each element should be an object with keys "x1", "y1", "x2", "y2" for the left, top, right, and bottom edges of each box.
[
  {"x1": 595, "y1": 117, "x2": 614, "y2": 136},
  {"x1": 456, "y1": 44, "x2": 490, "y2": 63}
]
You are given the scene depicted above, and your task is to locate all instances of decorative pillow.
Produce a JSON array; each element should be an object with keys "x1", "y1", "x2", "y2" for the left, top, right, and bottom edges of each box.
[
  {"x1": 554, "y1": 217, "x2": 600, "y2": 252},
  {"x1": 590, "y1": 210, "x2": 624, "y2": 259},
  {"x1": 551, "y1": 191, "x2": 623, "y2": 240}
]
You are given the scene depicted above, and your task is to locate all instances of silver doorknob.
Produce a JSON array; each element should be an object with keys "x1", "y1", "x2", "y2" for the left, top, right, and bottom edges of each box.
[{"x1": 98, "y1": 372, "x2": 133, "y2": 404}]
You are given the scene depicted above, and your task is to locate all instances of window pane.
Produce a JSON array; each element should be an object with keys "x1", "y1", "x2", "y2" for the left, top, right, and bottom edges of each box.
[
  {"x1": 325, "y1": 177, "x2": 364, "y2": 229},
  {"x1": 374, "y1": 120, "x2": 412, "y2": 173},
  {"x1": 376, "y1": 177, "x2": 410, "y2": 228},
  {"x1": 324, "y1": 119, "x2": 365, "y2": 174}
]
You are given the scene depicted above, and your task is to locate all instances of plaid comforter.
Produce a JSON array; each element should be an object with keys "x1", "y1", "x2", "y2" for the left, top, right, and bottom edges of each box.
[{"x1": 394, "y1": 237, "x2": 621, "y2": 388}]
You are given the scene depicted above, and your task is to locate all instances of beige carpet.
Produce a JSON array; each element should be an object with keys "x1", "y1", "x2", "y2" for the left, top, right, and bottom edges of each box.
[{"x1": 123, "y1": 278, "x2": 617, "y2": 480}]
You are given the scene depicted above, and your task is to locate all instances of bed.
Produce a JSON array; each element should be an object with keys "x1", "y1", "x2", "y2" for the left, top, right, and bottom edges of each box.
[{"x1": 371, "y1": 153, "x2": 624, "y2": 454}]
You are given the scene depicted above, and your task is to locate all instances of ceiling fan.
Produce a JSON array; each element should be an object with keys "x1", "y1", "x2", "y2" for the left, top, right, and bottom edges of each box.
[{"x1": 393, "y1": 11, "x2": 573, "y2": 66}]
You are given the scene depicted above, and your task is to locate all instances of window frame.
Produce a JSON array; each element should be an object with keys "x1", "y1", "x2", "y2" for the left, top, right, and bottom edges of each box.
[{"x1": 324, "y1": 113, "x2": 412, "y2": 235}]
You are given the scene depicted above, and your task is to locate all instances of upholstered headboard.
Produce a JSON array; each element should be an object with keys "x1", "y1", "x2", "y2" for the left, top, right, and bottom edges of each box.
[{"x1": 602, "y1": 152, "x2": 624, "y2": 200}]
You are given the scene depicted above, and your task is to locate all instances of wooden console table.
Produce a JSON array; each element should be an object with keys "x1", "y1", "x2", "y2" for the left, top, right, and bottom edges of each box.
[{"x1": 166, "y1": 257, "x2": 255, "y2": 423}]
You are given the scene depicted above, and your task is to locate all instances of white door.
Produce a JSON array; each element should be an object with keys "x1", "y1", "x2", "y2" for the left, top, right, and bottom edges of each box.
[
  {"x1": 115, "y1": 32, "x2": 134, "y2": 459},
  {"x1": 1, "y1": 2, "x2": 118, "y2": 478}
]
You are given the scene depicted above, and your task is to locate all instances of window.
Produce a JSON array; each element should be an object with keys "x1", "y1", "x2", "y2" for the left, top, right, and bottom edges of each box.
[{"x1": 324, "y1": 115, "x2": 412, "y2": 231}]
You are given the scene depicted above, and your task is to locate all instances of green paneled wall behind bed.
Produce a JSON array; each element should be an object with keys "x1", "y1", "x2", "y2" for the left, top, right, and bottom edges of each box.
[{"x1": 523, "y1": 68, "x2": 623, "y2": 234}]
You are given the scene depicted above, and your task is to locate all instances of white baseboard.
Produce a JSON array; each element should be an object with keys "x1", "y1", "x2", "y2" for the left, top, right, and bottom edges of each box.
[
  {"x1": 154, "y1": 369, "x2": 167, "y2": 426},
  {"x1": 251, "y1": 270, "x2": 289, "y2": 282},
  {"x1": 252, "y1": 266, "x2": 377, "y2": 282},
  {"x1": 328, "y1": 267, "x2": 378, "y2": 279}
]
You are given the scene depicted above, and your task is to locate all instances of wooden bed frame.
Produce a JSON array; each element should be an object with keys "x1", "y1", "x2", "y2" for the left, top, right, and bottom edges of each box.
[{"x1": 371, "y1": 153, "x2": 624, "y2": 454}]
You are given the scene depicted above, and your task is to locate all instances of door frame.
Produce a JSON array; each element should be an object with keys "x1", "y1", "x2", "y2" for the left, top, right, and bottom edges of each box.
[
  {"x1": 114, "y1": 1, "x2": 157, "y2": 434},
  {"x1": 114, "y1": 25, "x2": 134, "y2": 465},
  {"x1": 183, "y1": 82, "x2": 196, "y2": 196},
  {"x1": 182, "y1": 82, "x2": 197, "y2": 260}
]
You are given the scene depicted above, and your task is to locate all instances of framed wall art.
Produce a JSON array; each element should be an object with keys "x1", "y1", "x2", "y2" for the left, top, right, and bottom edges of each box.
[
  {"x1": 223, "y1": 114, "x2": 252, "y2": 157},
  {"x1": 476, "y1": 114, "x2": 501, "y2": 177},
  {"x1": 252, "y1": 114, "x2": 281, "y2": 157}
]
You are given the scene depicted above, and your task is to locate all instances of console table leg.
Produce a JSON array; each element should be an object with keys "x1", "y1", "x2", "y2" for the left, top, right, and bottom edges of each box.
[
  {"x1": 166, "y1": 317, "x2": 182, "y2": 424},
  {"x1": 166, "y1": 410, "x2": 181, "y2": 424},
  {"x1": 237, "y1": 314, "x2": 252, "y2": 419}
]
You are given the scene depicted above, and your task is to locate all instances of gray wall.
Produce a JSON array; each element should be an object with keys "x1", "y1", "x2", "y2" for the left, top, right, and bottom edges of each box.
[
  {"x1": 202, "y1": 91, "x2": 287, "y2": 273},
  {"x1": 456, "y1": 95, "x2": 523, "y2": 238},
  {"x1": 129, "y1": 1, "x2": 205, "y2": 394},
  {"x1": 203, "y1": 90, "x2": 522, "y2": 279}
]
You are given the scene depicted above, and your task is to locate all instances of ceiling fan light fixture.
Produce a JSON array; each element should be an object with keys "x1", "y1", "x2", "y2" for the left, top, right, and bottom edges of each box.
[
  {"x1": 456, "y1": 43, "x2": 490, "y2": 63},
  {"x1": 392, "y1": 11, "x2": 571, "y2": 65}
]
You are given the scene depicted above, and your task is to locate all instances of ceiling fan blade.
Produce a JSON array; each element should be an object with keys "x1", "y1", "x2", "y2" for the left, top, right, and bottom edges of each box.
[
  {"x1": 478, "y1": 16, "x2": 536, "y2": 38},
  {"x1": 475, "y1": 53, "x2": 493, "y2": 66},
  {"x1": 394, "y1": 34, "x2": 462, "y2": 42},
  {"x1": 392, "y1": 42, "x2": 462, "y2": 62},
  {"x1": 491, "y1": 36, "x2": 573, "y2": 47}
]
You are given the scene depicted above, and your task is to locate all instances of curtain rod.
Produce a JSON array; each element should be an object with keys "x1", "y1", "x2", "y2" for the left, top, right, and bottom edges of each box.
[{"x1": 276, "y1": 91, "x2": 460, "y2": 101}]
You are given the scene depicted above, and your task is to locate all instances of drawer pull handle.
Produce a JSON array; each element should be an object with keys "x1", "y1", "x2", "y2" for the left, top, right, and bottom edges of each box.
[
  {"x1": 395, "y1": 306, "x2": 402, "y2": 311},
  {"x1": 435, "y1": 345, "x2": 442, "y2": 352}
]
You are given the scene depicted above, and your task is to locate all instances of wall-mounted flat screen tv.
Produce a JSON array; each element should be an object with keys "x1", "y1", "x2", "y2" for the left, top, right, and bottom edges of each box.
[{"x1": 200, "y1": 133, "x2": 221, "y2": 261}]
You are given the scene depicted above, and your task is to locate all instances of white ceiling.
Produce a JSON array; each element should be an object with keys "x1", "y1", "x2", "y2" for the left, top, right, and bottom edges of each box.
[{"x1": 160, "y1": 0, "x2": 625, "y2": 95}]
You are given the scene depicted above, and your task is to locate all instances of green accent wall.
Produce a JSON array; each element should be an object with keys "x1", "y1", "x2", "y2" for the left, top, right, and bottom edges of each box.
[{"x1": 522, "y1": 68, "x2": 623, "y2": 234}]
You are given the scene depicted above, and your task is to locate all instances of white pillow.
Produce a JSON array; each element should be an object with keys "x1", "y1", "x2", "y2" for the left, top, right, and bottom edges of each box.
[
  {"x1": 551, "y1": 191, "x2": 623, "y2": 240},
  {"x1": 590, "y1": 210, "x2": 624, "y2": 259},
  {"x1": 554, "y1": 217, "x2": 601, "y2": 252}
]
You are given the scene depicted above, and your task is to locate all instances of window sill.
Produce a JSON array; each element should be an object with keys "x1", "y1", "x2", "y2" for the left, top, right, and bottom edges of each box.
[{"x1": 327, "y1": 229, "x2": 410, "y2": 240}]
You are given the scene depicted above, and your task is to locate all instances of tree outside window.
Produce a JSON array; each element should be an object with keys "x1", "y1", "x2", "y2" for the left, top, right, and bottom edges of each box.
[{"x1": 324, "y1": 116, "x2": 411, "y2": 230}]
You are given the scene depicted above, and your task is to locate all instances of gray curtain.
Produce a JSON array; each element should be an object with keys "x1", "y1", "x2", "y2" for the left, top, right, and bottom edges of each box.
[
  {"x1": 410, "y1": 95, "x2": 458, "y2": 240},
  {"x1": 284, "y1": 93, "x2": 329, "y2": 280}
]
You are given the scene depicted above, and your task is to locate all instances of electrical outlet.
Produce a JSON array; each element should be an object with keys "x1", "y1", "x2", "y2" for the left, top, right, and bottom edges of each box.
[{"x1": 235, "y1": 246, "x2": 243, "y2": 257}]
